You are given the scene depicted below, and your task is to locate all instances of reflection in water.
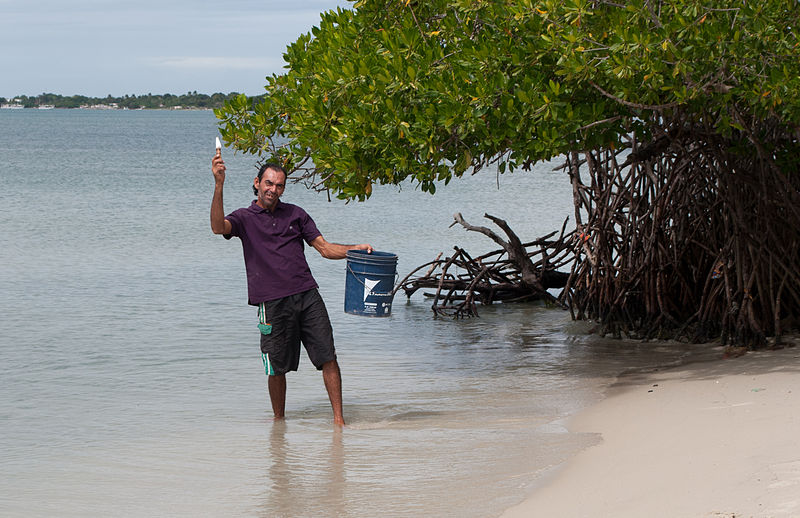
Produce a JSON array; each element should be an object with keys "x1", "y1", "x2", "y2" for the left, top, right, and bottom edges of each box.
[
  {"x1": 262, "y1": 422, "x2": 346, "y2": 517},
  {"x1": 325, "y1": 429, "x2": 346, "y2": 516},
  {"x1": 264, "y1": 421, "x2": 291, "y2": 517}
]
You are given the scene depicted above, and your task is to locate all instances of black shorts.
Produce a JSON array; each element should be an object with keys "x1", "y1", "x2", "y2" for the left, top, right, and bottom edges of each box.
[{"x1": 258, "y1": 289, "x2": 336, "y2": 376}]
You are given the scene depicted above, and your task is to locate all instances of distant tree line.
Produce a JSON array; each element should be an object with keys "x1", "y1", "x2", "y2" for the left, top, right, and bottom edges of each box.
[{"x1": 1, "y1": 91, "x2": 264, "y2": 109}]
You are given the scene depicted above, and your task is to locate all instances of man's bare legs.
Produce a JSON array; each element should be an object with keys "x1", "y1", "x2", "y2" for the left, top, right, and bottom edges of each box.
[
  {"x1": 322, "y1": 359, "x2": 345, "y2": 426},
  {"x1": 268, "y1": 374, "x2": 286, "y2": 420},
  {"x1": 267, "y1": 361, "x2": 345, "y2": 426}
]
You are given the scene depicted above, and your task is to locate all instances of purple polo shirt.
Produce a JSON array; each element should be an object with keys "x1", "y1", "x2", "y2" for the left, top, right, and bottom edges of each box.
[{"x1": 225, "y1": 200, "x2": 322, "y2": 304}]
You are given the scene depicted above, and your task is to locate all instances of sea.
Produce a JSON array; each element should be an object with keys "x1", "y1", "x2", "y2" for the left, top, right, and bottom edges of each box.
[{"x1": 0, "y1": 109, "x2": 703, "y2": 517}]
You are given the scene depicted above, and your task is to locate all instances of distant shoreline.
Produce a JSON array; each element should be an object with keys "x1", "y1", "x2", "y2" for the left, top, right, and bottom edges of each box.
[
  {"x1": 1, "y1": 92, "x2": 261, "y2": 111},
  {"x1": 0, "y1": 105, "x2": 215, "y2": 111}
]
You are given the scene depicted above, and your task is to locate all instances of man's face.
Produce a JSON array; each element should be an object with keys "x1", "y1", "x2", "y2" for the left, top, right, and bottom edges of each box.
[{"x1": 254, "y1": 168, "x2": 286, "y2": 211}]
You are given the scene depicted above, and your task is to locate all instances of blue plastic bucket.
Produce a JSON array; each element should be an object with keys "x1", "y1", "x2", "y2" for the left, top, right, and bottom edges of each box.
[{"x1": 344, "y1": 250, "x2": 398, "y2": 317}]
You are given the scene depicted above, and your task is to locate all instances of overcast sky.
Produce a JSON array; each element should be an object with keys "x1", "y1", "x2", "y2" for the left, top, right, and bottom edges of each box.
[{"x1": 1, "y1": 0, "x2": 351, "y2": 98}]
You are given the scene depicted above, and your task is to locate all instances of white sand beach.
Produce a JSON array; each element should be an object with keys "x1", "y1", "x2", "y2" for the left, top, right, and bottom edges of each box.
[{"x1": 501, "y1": 343, "x2": 800, "y2": 518}]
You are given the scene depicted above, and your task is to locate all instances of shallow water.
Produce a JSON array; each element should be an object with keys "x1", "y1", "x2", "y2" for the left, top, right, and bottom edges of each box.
[{"x1": 1, "y1": 109, "x2": 701, "y2": 517}]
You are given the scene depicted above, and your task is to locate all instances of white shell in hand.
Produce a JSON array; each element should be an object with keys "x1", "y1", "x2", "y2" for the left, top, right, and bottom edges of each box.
[{"x1": 215, "y1": 137, "x2": 222, "y2": 149}]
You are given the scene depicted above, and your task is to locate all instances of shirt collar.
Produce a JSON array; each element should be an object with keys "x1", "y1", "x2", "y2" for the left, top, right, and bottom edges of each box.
[{"x1": 249, "y1": 199, "x2": 282, "y2": 214}]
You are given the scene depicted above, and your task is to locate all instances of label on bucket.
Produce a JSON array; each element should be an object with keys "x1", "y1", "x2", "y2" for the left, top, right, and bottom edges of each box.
[
  {"x1": 363, "y1": 278, "x2": 380, "y2": 302},
  {"x1": 344, "y1": 250, "x2": 397, "y2": 317},
  {"x1": 360, "y1": 301, "x2": 392, "y2": 315}
]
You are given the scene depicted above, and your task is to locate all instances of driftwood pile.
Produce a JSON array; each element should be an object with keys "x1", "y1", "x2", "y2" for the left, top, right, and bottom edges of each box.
[{"x1": 396, "y1": 212, "x2": 573, "y2": 318}]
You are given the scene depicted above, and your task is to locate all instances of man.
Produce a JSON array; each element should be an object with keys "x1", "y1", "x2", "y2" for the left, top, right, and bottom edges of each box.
[{"x1": 211, "y1": 150, "x2": 372, "y2": 426}]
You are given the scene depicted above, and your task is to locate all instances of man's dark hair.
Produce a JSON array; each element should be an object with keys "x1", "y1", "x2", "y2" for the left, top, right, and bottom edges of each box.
[{"x1": 253, "y1": 163, "x2": 288, "y2": 195}]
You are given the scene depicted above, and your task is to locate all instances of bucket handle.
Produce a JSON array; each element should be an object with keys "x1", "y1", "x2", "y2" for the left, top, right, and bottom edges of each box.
[{"x1": 346, "y1": 264, "x2": 399, "y2": 296}]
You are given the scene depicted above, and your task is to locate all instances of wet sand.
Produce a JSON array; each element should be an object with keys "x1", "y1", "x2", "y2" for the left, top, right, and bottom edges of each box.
[{"x1": 501, "y1": 342, "x2": 800, "y2": 518}]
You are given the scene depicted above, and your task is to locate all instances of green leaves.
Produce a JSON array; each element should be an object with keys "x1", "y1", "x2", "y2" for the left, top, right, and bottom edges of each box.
[{"x1": 215, "y1": 0, "x2": 800, "y2": 200}]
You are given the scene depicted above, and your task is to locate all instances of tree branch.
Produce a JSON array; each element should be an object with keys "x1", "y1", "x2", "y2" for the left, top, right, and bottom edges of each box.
[{"x1": 589, "y1": 81, "x2": 682, "y2": 111}]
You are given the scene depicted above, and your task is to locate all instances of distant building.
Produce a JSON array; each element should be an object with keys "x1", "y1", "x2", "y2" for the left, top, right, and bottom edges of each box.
[{"x1": 82, "y1": 103, "x2": 119, "y2": 110}]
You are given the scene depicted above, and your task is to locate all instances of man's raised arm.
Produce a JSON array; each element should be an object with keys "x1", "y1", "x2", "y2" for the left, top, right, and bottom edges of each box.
[{"x1": 211, "y1": 151, "x2": 232, "y2": 235}]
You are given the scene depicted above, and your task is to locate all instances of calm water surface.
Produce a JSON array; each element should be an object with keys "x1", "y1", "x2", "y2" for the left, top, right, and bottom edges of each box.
[{"x1": 1, "y1": 110, "x2": 700, "y2": 517}]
